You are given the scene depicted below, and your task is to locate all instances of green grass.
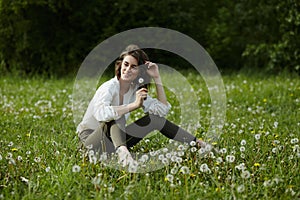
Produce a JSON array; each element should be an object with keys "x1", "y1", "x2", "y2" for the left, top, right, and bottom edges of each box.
[{"x1": 0, "y1": 72, "x2": 299, "y2": 199}]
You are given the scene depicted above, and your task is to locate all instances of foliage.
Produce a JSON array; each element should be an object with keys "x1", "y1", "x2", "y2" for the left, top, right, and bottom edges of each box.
[{"x1": 0, "y1": 0, "x2": 299, "y2": 76}]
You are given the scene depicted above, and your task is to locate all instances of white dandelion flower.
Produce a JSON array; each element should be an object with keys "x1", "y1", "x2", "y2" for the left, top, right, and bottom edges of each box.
[
  {"x1": 216, "y1": 157, "x2": 223, "y2": 164},
  {"x1": 199, "y1": 163, "x2": 211, "y2": 173},
  {"x1": 128, "y1": 161, "x2": 138, "y2": 173},
  {"x1": 190, "y1": 141, "x2": 196, "y2": 147},
  {"x1": 240, "y1": 146, "x2": 245, "y2": 152},
  {"x1": 176, "y1": 157, "x2": 183, "y2": 163},
  {"x1": 190, "y1": 147, "x2": 197, "y2": 153},
  {"x1": 241, "y1": 170, "x2": 250, "y2": 179},
  {"x1": 72, "y1": 165, "x2": 81, "y2": 173},
  {"x1": 177, "y1": 145, "x2": 185, "y2": 151},
  {"x1": 254, "y1": 134, "x2": 261, "y2": 140},
  {"x1": 165, "y1": 153, "x2": 172, "y2": 159},
  {"x1": 219, "y1": 148, "x2": 227, "y2": 154},
  {"x1": 162, "y1": 158, "x2": 169, "y2": 165},
  {"x1": 158, "y1": 154, "x2": 164, "y2": 160},
  {"x1": 291, "y1": 138, "x2": 299, "y2": 144},
  {"x1": 177, "y1": 151, "x2": 184, "y2": 157},
  {"x1": 165, "y1": 174, "x2": 174, "y2": 183},
  {"x1": 180, "y1": 166, "x2": 190, "y2": 174},
  {"x1": 171, "y1": 167, "x2": 179, "y2": 174},
  {"x1": 237, "y1": 184, "x2": 245, "y2": 193},
  {"x1": 17, "y1": 156, "x2": 22, "y2": 161},
  {"x1": 241, "y1": 139, "x2": 246, "y2": 146},
  {"x1": 45, "y1": 167, "x2": 51, "y2": 172},
  {"x1": 34, "y1": 157, "x2": 41, "y2": 163},
  {"x1": 226, "y1": 155, "x2": 235, "y2": 163}
]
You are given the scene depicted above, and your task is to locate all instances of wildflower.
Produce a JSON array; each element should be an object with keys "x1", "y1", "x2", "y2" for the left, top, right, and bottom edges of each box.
[
  {"x1": 180, "y1": 166, "x2": 190, "y2": 174},
  {"x1": 254, "y1": 163, "x2": 260, "y2": 167},
  {"x1": 190, "y1": 141, "x2": 196, "y2": 147},
  {"x1": 72, "y1": 165, "x2": 81, "y2": 173},
  {"x1": 45, "y1": 167, "x2": 51, "y2": 172},
  {"x1": 241, "y1": 140, "x2": 246, "y2": 146},
  {"x1": 8, "y1": 141, "x2": 14, "y2": 147},
  {"x1": 165, "y1": 174, "x2": 174, "y2": 183},
  {"x1": 17, "y1": 156, "x2": 22, "y2": 161},
  {"x1": 138, "y1": 154, "x2": 148, "y2": 163},
  {"x1": 177, "y1": 145, "x2": 185, "y2": 151},
  {"x1": 199, "y1": 163, "x2": 211, "y2": 173},
  {"x1": 254, "y1": 134, "x2": 261, "y2": 140},
  {"x1": 11, "y1": 148, "x2": 18, "y2": 152},
  {"x1": 237, "y1": 184, "x2": 245, "y2": 193},
  {"x1": 34, "y1": 157, "x2": 41, "y2": 163},
  {"x1": 190, "y1": 147, "x2": 197, "y2": 153},
  {"x1": 226, "y1": 155, "x2": 235, "y2": 163},
  {"x1": 241, "y1": 170, "x2": 250, "y2": 179},
  {"x1": 291, "y1": 138, "x2": 299, "y2": 144},
  {"x1": 177, "y1": 151, "x2": 184, "y2": 157},
  {"x1": 158, "y1": 154, "x2": 164, "y2": 160},
  {"x1": 170, "y1": 167, "x2": 178, "y2": 174},
  {"x1": 240, "y1": 146, "x2": 245, "y2": 152},
  {"x1": 128, "y1": 161, "x2": 138, "y2": 173},
  {"x1": 272, "y1": 147, "x2": 278, "y2": 153},
  {"x1": 165, "y1": 153, "x2": 172, "y2": 159},
  {"x1": 26, "y1": 151, "x2": 31, "y2": 155},
  {"x1": 274, "y1": 122, "x2": 279, "y2": 128},
  {"x1": 175, "y1": 157, "x2": 183, "y2": 163},
  {"x1": 216, "y1": 157, "x2": 223, "y2": 164},
  {"x1": 219, "y1": 148, "x2": 227, "y2": 154},
  {"x1": 235, "y1": 163, "x2": 246, "y2": 171},
  {"x1": 162, "y1": 158, "x2": 169, "y2": 165}
]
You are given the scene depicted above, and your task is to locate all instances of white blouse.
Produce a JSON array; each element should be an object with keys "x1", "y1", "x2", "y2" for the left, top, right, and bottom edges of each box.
[{"x1": 77, "y1": 77, "x2": 171, "y2": 133}]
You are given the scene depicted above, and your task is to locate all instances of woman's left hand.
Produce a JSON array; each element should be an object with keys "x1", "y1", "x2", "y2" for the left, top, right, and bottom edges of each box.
[{"x1": 145, "y1": 61, "x2": 160, "y2": 79}]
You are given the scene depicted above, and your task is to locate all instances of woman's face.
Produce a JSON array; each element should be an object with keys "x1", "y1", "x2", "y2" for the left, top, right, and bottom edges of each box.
[{"x1": 120, "y1": 55, "x2": 139, "y2": 82}]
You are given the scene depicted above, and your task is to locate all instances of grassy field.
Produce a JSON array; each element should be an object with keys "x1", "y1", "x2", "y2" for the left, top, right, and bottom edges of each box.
[{"x1": 0, "y1": 71, "x2": 299, "y2": 199}]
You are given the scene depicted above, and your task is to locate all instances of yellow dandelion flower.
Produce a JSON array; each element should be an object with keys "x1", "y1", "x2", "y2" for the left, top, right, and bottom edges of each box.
[
  {"x1": 254, "y1": 163, "x2": 260, "y2": 167},
  {"x1": 251, "y1": 130, "x2": 255, "y2": 134},
  {"x1": 215, "y1": 187, "x2": 221, "y2": 192},
  {"x1": 212, "y1": 142, "x2": 218, "y2": 145},
  {"x1": 190, "y1": 173, "x2": 196, "y2": 178},
  {"x1": 11, "y1": 148, "x2": 18, "y2": 152},
  {"x1": 263, "y1": 98, "x2": 267, "y2": 102},
  {"x1": 26, "y1": 133, "x2": 31, "y2": 137},
  {"x1": 290, "y1": 93, "x2": 294, "y2": 97}
]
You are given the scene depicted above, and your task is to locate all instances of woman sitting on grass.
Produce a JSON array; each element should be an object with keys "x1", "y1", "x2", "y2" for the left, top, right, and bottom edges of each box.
[{"x1": 77, "y1": 45, "x2": 208, "y2": 167}]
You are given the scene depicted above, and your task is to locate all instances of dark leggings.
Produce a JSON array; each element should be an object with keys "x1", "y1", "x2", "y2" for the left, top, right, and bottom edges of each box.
[{"x1": 80, "y1": 114, "x2": 197, "y2": 155}]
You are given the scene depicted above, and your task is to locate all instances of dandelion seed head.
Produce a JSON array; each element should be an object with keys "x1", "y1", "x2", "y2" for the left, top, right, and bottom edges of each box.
[
  {"x1": 200, "y1": 163, "x2": 211, "y2": 173},
  {"x1": 165, "y1": 174, "x2": 174, "y2": 183},
  {"x1": 45, "y1": 167, "x2": 51, "y2": 172},
  {"x1": 241, "y1": 170, "x2": 250, "y2": 179},
  {"x1": 241, "y1": 139, "x2": 247, "y2": 146},
  {"x1": 72, "y1": 165, "x2": 81, "y2": 173},
  {"x1": 226, "y1": 155, "x2": 235, "y2": 163},
  {"x1": 237, "y1": 184, "x2": 245, "y2": 193},
  {"x1": 180, "y1": 166, "x2": 190, "y2": 174},
  {"x1": 255, "y1": 134, "x2": 261, "y2": 140}
]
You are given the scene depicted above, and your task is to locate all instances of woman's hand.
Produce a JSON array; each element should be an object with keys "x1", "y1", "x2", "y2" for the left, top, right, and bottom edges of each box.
[
  {"x1": 145, "y1": 61, "x2": 160, "y2": 79},
  {"x1": 134, "y1": 88, "x2": 148, "y2": 108}
]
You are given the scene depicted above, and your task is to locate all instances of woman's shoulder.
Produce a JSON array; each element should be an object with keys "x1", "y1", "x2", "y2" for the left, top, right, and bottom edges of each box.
[{"x1": 97, "y1": 77, "x2": 119, "y2": 92}]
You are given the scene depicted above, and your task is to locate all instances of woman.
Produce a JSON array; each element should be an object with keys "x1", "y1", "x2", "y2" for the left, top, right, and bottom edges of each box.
[{"x1": 77, "y1": 45, "x2": 206, "y2": 167}]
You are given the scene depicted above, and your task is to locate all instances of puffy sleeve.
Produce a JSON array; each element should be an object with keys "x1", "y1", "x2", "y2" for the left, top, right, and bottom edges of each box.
[
  {"x1": 142, "y1": 95, "x2": 171, "y2": 117},
  {"x1": 92, "y1": 84, "x2": 119, "y2": 122}
]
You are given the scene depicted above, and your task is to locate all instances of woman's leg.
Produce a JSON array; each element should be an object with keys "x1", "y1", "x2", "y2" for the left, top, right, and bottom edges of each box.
[
  {"x1": 83, "y1": 123, "x2": 115, "y2": 155},
  {"x1": 125, "y1": 114, "x2": 197, "y2": 148}
]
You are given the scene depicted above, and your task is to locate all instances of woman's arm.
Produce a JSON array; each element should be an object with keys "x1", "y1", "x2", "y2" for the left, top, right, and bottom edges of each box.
[{"x1": 146, "y1": 62, "x2": 168, "y2": 106}]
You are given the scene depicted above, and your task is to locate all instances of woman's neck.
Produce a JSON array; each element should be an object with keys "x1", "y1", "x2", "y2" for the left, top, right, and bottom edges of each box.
[{"x1": 119, "y1": 79, "x2": 131, "y2": 95}]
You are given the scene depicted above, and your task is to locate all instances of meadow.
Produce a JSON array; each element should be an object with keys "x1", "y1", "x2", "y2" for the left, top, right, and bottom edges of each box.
[{"x1": 0, "y1": 71, "x2": 299, "y2": 199}]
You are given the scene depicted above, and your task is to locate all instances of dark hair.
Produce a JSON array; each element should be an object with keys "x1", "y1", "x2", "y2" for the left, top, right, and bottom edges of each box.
[{"x1": 115, "y1": 45, "x2": 151, "y2": 88}]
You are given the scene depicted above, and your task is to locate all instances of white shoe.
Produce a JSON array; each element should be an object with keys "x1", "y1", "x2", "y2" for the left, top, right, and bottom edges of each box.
[{"x1": 116, "y1": 146, "x2": 135, "y2": 167}]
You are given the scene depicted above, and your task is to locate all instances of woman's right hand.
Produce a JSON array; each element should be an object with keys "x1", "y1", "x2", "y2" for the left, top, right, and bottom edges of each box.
[{"x1": 134, "y1": 88, "x2": 148, "y2": 108}]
